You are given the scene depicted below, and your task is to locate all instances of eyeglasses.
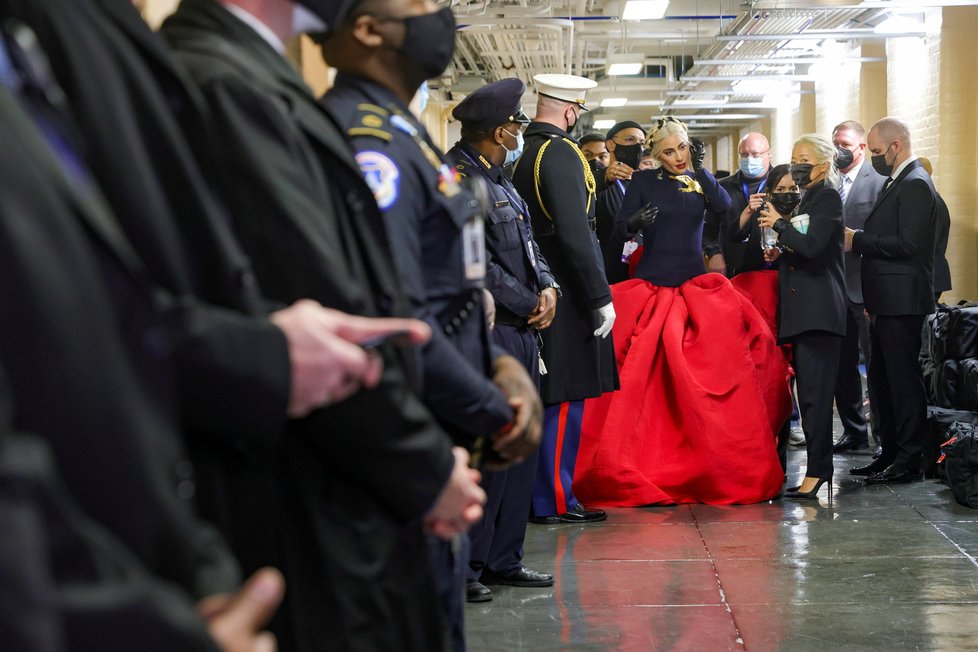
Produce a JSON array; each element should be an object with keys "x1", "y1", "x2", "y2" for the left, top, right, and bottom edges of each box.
[{"x1": 739, "y1": 149, "x2": 770, "y2": 159}]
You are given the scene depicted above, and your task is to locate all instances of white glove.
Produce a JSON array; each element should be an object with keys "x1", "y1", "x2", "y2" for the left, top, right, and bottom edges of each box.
[{"x1": 593, "y1": 301, "x2": 616, "y2": 339}]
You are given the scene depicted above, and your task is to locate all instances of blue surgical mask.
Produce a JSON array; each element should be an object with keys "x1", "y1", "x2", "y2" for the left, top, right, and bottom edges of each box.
[
  {"x1": 415, "y1": 82, "x2": 430, "y2": 114},
  {"x1": 739, "y1": 156, "x2": 766, "y2": 179},
  {"x1": 502, "y1": 129, "x2": 524, "y2": 166}
]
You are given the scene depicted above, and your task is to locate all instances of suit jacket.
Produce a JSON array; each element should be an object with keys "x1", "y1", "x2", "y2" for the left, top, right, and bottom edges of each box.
[
  {"x1": 933, "y1": 192, "x2": 952, "y2": 294},
  {"x1": 162, "y1": 2, "x2": 454, "y2": 649},
  {"x1": 4, "y1": 0, "x2": 292, "y2": 447},
  {"x1": 853, "y1": 159, "x2": 937, "y2": 316},
  {"x1": 0, "y1": 403, "x2": 218, "y2": 651},
  {"x1": 775, "y1": 180, "x2": 847, "y2": 340},
  {"x1": 840, "y1": 159, "x2": 887, "y2": 303},
  {"x1": 595, "y1": 178, "x2": 631, "y2": 284},
  {"x1": 0, "y1": 84, "x2": 238, "y2": 604},
  {"x1": 718, "y1": 169, "x2": 768, "y2": 276},
  {"x1": 511, "y1": 121, "x2": 619, "y2": 403}
]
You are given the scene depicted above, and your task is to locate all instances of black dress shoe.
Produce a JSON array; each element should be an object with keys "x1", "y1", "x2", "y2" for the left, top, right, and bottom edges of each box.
[
  {"x1": 832, "y1": 434, "x2": 870, "y2": 453},
  {"x1": 465, "y1": 581, "x2": 492, "y2": 603},
  {"x1": 481, "y1": 567, "x2": 554, "y2": 588},
  {"x1": 864, "y1": 465, "x2": 918, "y2": 485},
  {"x1": 529, "y1": 504, "x2": 607, "y2": 524},
  {"x1": 849, "y1": 460, "x2": 888, "y2": 476},
  {"x1": 872, "y1": 446, "x2": 882, "y2": 459}
]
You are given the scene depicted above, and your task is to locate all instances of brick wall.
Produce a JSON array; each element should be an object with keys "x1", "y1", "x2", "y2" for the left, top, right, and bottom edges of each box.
[{"x1": 815, "y1": 46, "x2": 862, "y2": 138}]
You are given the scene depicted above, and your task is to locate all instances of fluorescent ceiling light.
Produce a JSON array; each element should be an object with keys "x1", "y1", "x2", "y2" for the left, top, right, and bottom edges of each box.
[
  {"x1": 593, "y1": 119, "x2": 616, "y2": 130},
  {"x1": 675, "y1": 114, "x2": 765, "y2": 121},
  {"x1": 607, "y1": 54, "x2": 645, "y2": 76},
  {"x1": 600, "y1": 97, "x2": 629, "y2": 107},
  {"x1": 673, "y1": 97, "x2": 728, "y2": 106},
  {"x1": 622, "y1": 0, "x2": 670, "y2": 21}
]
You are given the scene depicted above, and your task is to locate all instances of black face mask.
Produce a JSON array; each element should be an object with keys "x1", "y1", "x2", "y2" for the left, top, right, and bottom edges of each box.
[
  {"x1": 834, "y1": 146, "x2": 854, "y2": 171},
  {"x1": 790, "y1": 163, "x2": 815, "y2": 187},
  {"x1": 614, "y1": 143, "x2": 643, "y2": 170},
  {"x1": 390, "y1": 7, "x2": 457, "y2": 80},
  {"x1": 769, "y1": 192, "x2": 802, "y2": 216},
  {"x1": 871, "y1": 144, "x2": 894, "y2": 177},
  {"x1": 566, "y1": 107, "x2": 579, "y2": 133},
  {"x1": 588, "y1": 158, "x2": 605, "y2": 177}
]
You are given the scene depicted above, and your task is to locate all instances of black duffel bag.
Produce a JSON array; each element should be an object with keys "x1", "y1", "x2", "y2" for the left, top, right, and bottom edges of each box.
[
  {"x1": 934, "y1": 303, "x2": 978, "y2": 362},
  {"x1": 934, "y1": 359, "x2": 962, "y2": 409},
  {"x1": 940, "y1": 422, "x2": 978, "y2": 508},
  {"x1": 925, "y1": 407, "x2": 978, "y2": 476},
  {"x1": 959, "y1": 359, "x2": 978, "y2": 412}
]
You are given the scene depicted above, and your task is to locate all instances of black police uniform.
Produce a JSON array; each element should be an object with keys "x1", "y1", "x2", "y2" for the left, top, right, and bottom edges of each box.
[
  {"x1": 323, "y1": 73, "x2": 514, "y2": 652},
  {"x1": 447, "y1": 84, "x2": 556, "y2": 586}
]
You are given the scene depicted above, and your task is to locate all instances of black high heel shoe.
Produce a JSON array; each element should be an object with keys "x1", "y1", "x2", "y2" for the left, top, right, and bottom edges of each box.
[{"x1": 784, "y1": 477, "x2": 833, "y2": 501}]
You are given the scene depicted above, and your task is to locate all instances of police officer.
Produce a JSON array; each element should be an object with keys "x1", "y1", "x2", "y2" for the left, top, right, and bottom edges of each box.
[
  {"x1": 512, "y1": 74, "x2": 619, "y2": 524},
  {"x1": 447, "y1": 78, "x2": 558, "y2": 603},
  {"x1": 318, "y1": 3, "x2": 543, "y2": 649}
]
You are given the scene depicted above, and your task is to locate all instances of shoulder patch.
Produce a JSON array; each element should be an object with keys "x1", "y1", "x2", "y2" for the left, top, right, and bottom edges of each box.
[
  {"x1": 355, "y1": 151, "x2": 400, "y2": 210},
  {"x1": 350, "y1": 105, "x2": 394, "y2": 141}
]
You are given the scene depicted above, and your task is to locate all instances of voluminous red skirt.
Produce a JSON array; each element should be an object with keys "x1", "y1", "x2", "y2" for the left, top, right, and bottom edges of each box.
[{"x1": 574, "y1": 271, "x2": 791, "y2": 506}]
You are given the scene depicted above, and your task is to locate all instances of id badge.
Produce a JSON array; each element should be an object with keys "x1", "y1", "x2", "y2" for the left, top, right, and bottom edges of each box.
[
  {"x1": 462, "y1": 217, "x2": 486, "y2": 284},
  {"x1": 524, "y1": 223, "x2": 538, "y2": 269},
  {"x1": 621, "y1": 240, "x2": 639, "y2": 263}
]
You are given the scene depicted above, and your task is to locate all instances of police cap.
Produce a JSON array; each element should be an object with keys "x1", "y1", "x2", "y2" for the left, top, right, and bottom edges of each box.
[
  {"x1": 452, "y1": 78, "x2": 531, "y2": 130},
  {"x1": 293, "y1": 0, "x2": 362, "y2": 31}
]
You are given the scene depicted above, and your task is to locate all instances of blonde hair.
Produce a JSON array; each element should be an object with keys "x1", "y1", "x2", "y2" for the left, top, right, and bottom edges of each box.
[
  {"x1": 794, "y1": 133, "x2": 841, "y2": 188},
  {"x1": 646, "y1": 116, "x2": 689, "y2": 160}
]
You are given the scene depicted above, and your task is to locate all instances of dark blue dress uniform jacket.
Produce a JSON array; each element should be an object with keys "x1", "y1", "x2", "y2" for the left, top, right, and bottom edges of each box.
[
  {"x1": 511, "y1": 122, "x2": 619, "y2": 404},
  {"x1": 324, "y1": 74, "x2": 512, "y2": 444},
  {"x1": 447, "y1": 141, "x2": 556, "y2": 323}
]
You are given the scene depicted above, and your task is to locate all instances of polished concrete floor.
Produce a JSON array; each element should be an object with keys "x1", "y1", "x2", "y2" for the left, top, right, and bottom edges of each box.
[{"x1": 466, "y1": 445, "x2": 978, "y2": 651}]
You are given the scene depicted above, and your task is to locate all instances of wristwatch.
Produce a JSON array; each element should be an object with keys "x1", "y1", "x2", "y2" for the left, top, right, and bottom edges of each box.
[{"x1": 540, "y1": 282, "x2": 561, "y2": 297}]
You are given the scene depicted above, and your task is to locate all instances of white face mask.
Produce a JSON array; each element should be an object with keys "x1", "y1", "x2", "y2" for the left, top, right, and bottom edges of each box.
[
  {"x1": 415, "y1": 83, "x2": 430, "y2": 113},
  {"x1": 292, "y1": 4, "x2": 327, "y2": 35},
  {"x1": 501, "y1": 129, "x2": 524, "y2": 166}
]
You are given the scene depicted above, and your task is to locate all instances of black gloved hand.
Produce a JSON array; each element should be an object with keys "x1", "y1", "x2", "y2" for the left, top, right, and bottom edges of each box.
[
  {"x1": 626, "y1": 202, "x2": 658, "y2": 233},
  {"x1": 689, "y1": 138, "x2": 706, "y2": 172}
]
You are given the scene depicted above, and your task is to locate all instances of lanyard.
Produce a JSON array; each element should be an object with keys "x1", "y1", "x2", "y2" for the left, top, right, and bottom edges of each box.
[{"x1": 743, "y1": 178, "x2": 766, "y2": 201}]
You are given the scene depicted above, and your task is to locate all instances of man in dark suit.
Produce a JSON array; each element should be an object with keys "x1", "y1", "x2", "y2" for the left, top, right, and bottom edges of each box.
[
  {"x1": 715, "y1": 132, "x2": 773, "y2": 277},
  {"x1": 595, "y1": 120, "x2": 647, "y2": 284},
  {"x1": 918, "y1": 157, "x2": 953, "y2": 299},
  {"x1": 512, "y1": 73, "x2": 620, "y2": 524},
  {"x1": 0, "y1": 62, "x2": 284, "y2": 651},
  {"x1": 846, "y1": 117, "x2": 938, "y2": 484},
  {"x1": 448, "y1": 78, "x2": 557, "y2": 603},
  {"x1": 831, "y1": 120, "x2": 887, "y2": 452},
  {"x1": 162, "y1": 1, "x2": 489, "y2": 649}
]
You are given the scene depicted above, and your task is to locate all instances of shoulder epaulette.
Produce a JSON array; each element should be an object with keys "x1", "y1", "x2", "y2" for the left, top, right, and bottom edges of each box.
[{"x1": 348, "y1": 103, "x2": 394, "y2": 142}]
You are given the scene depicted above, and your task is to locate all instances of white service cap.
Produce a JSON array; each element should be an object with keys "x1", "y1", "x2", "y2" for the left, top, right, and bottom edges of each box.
[{"x1": 532, "y1": 73, "x2": 598, "y2": 111}]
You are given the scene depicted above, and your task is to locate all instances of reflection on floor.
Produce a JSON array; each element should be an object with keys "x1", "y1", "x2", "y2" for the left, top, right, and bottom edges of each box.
[{"x1": 466, "y1": 446, "x2": 978, "y2": 651}]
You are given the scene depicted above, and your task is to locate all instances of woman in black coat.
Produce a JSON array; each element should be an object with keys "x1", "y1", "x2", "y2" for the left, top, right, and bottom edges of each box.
[{"x1": 758, "y1": 135, "x2": 847, "y2": 500}]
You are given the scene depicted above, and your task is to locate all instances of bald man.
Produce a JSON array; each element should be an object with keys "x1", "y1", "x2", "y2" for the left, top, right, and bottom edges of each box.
[
  {"x1": 715, "y1": 132, "x2": 773, "y2": 276},
  {"x1": 845, "y1": 117, "x2": 937, "y2": 484}
]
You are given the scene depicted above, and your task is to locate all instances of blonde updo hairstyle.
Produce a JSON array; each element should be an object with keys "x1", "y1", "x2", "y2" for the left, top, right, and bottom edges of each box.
[
  {"x1": 646, "y1": 116, "x2": 689, "y2": 160},
  {"x1": 793, "y1": 133, "x2": 841, "y2": 189}
]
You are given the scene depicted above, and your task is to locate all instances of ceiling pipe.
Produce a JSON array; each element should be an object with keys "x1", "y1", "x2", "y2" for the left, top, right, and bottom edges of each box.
[{"x1": 715, "y1": 31, "x2": 927, "y2": 41}]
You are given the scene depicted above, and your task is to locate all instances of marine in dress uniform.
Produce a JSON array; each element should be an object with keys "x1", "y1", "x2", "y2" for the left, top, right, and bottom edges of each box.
[
  {"x1": 318, "y1": 5, "x2": 542, "y2": 650},
  {"x1": 447, "y1": 78, "x2": 558, "y2": 603},
  {"x1": 511, "y1": 74, "x2": 620, "y2": 523}
]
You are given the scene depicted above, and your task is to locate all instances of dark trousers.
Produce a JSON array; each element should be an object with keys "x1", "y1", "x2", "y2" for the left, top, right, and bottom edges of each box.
[
  {"x1": 792, "y1": 332, "x2": 842, "y2": 479},
  {"x1": 427, "y1": 534, "x2": 469, "y2": 652},
  {"x1": 868, "y1": 315, "x2": 928, "y2": 472},
  {"x1": 834, "y1": 301, "x2": 869, "y2": 443},
  {"x1": 469, "y1": 324, "x2": 539, "y2": 581},
  {"x1": 532, "y1": 400, "x2": 584, "y2": 516}
]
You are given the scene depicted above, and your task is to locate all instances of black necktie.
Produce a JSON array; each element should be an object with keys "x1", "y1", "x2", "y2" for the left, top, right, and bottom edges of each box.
[{"x1": 883, "y1": 177, "x2": 893, "y2": 191}]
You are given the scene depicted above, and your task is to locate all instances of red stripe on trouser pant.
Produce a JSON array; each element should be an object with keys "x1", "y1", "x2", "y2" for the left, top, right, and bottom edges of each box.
[{"x1": 552, "y1": 401, "x2": 570, "y2": 515}]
